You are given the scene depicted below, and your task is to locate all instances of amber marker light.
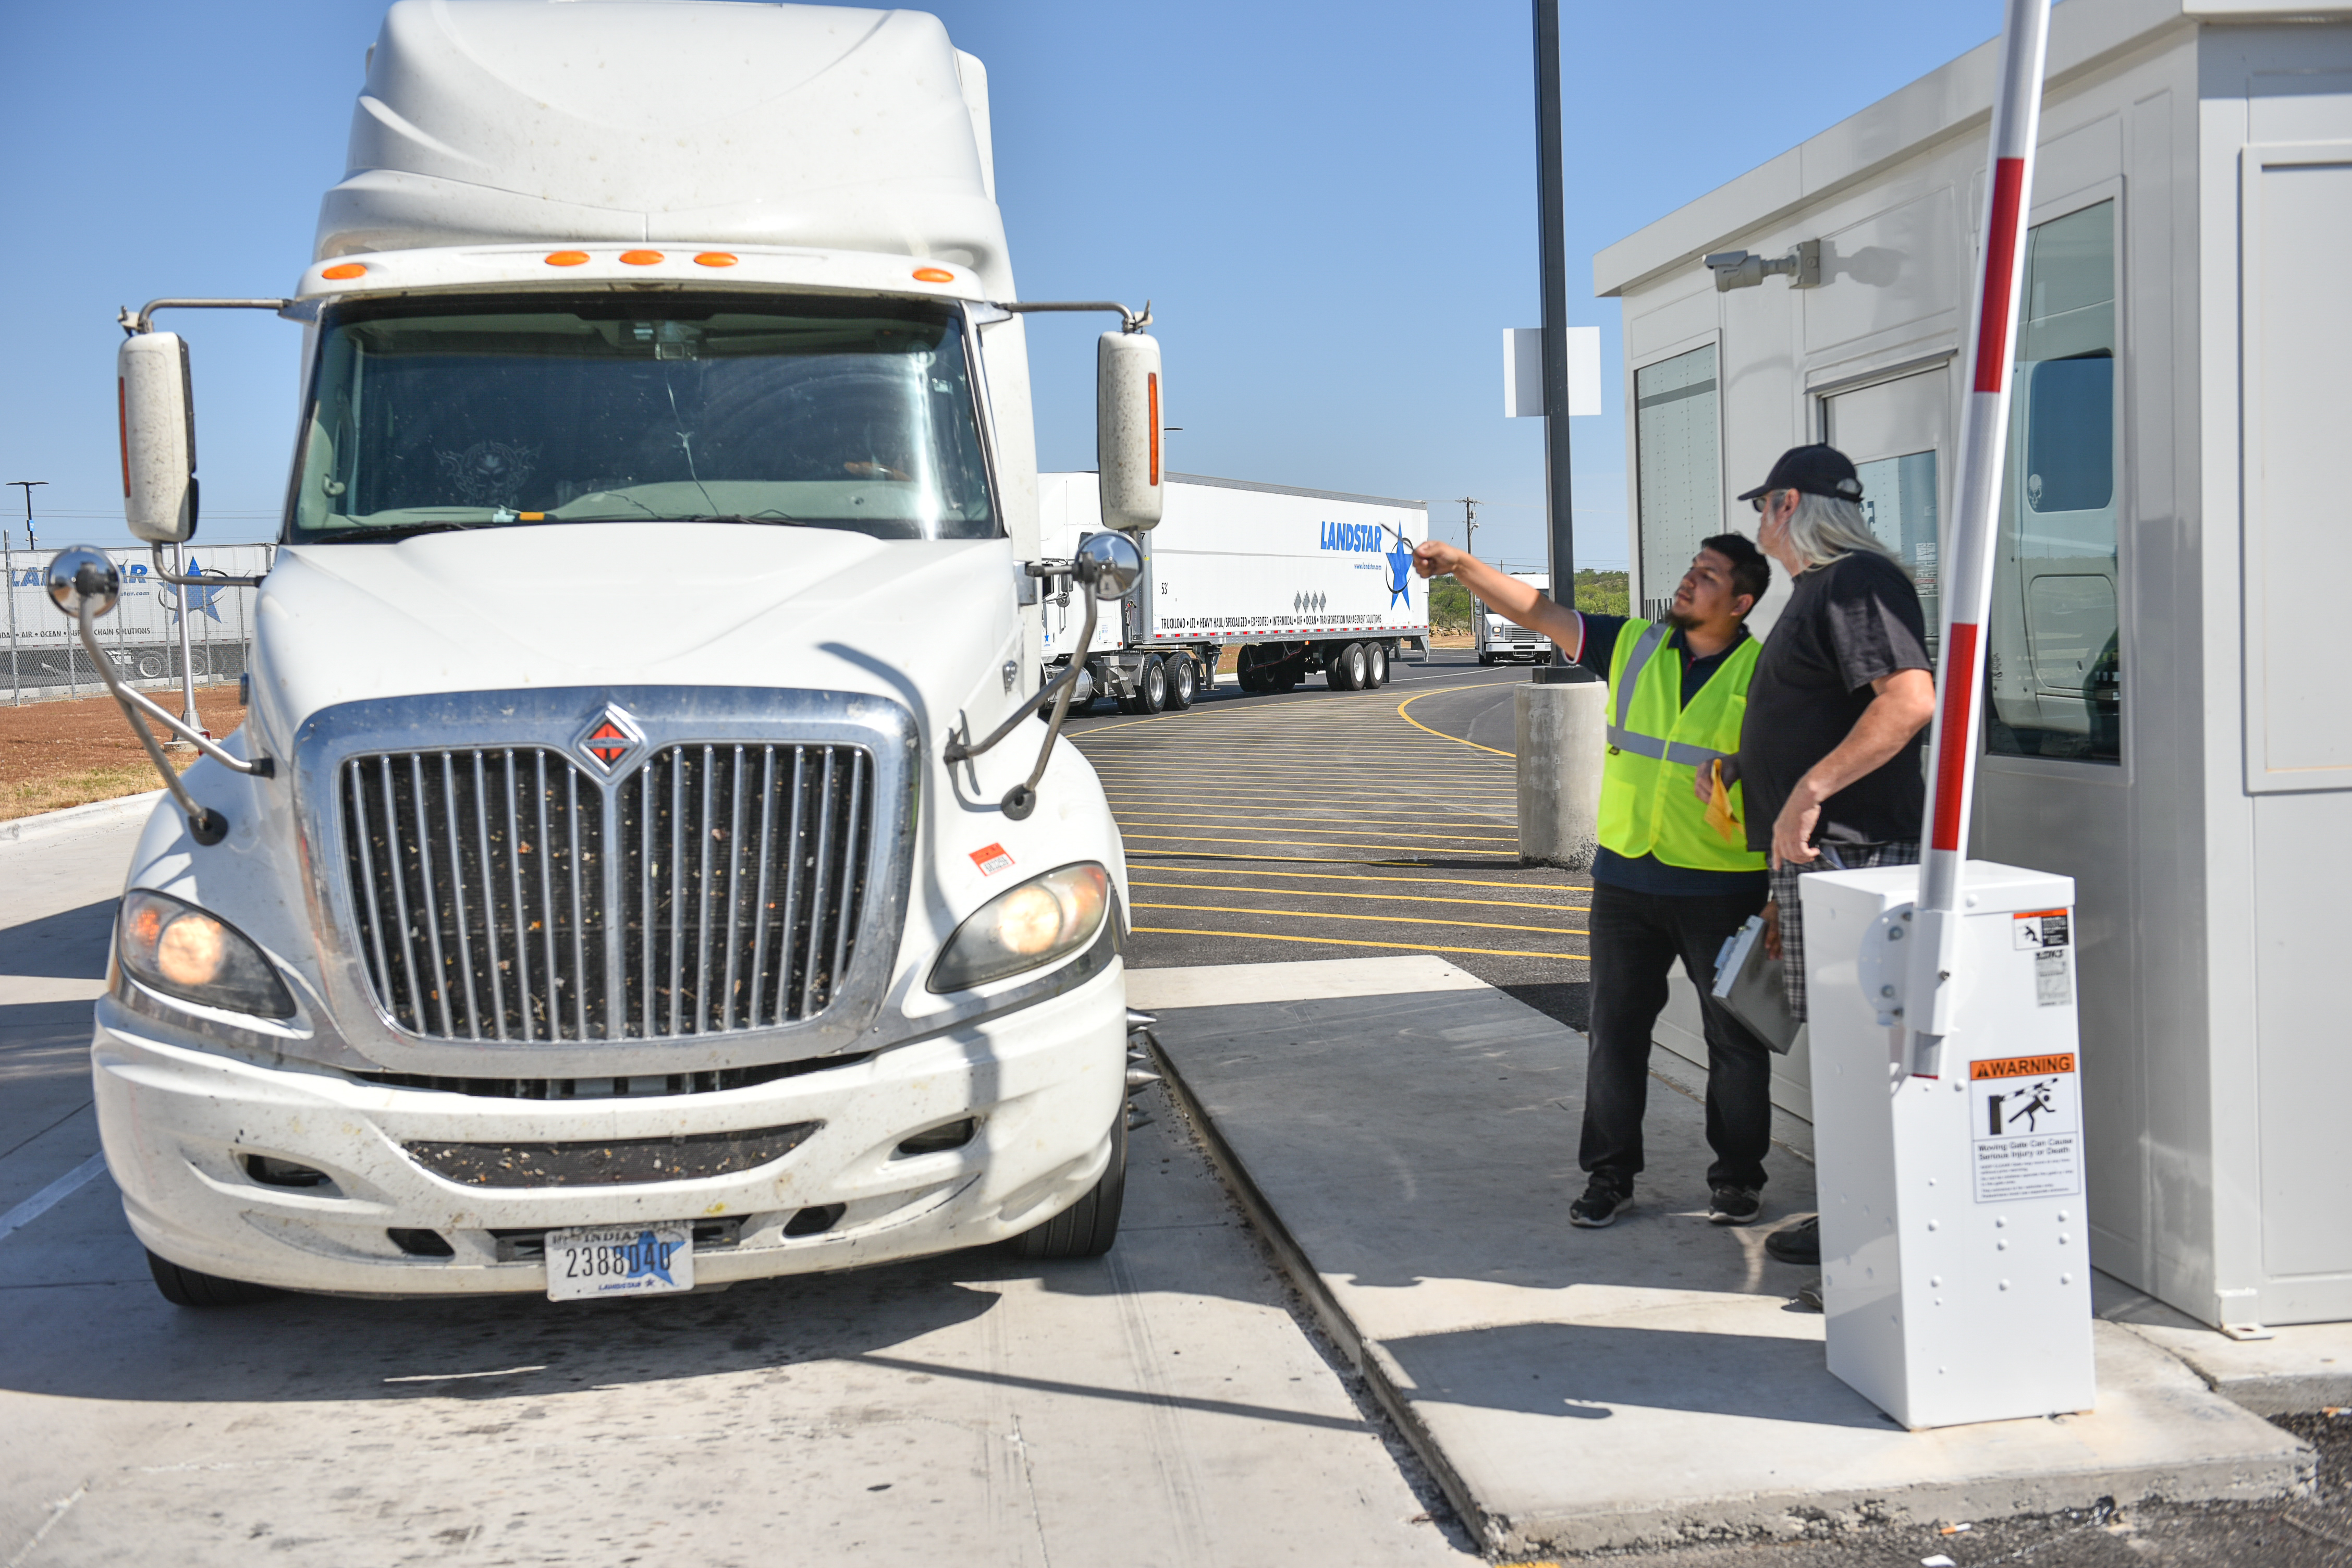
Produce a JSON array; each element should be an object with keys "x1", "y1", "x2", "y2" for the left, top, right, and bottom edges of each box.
[
  {"x1": 694, "y1": 252, "x2": 738, "y2": 267},
  {"x1": 546, "y1": 251, "x2": 590, "y2": 266},
  {"x1": 321, "y1": 263, "x2": 366, "y2": 280},
  {"x1": 912, "y1": 267, "x2": 956, "y2": 283},
  {"x1": 619, "y1": 250, "x2": 664, "y2": 266}
]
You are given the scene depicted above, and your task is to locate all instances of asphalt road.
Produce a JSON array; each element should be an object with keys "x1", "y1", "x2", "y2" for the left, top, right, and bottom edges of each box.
[
  {"x1": 1069, "y1": 648, "x2": 1592, "y2": 1031},
  {"x1": 0, "y1": 810, "x2": 1472, "y2": 1568}
]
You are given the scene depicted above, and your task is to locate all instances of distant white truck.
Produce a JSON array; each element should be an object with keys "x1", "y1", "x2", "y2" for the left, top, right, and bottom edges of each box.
[
  {"x1": 1473, "y1": 571, "x2": 1558, "y2": 665},
  {"x1": 55, "y1": 0, "x2": 1171, "y2": 1308},
  {"x1": 1037, "y1": 472, "x2": 1429, "y2": 711}
]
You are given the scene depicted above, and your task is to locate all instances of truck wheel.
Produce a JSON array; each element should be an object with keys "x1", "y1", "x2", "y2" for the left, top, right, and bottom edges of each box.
[
  {"x1": 1366, "y1": 643, "x2": 1390, "y2": 687},
  {"x1": 1137, "y1": 656, "x2": 1169, "y2": 713},
  {"x1": 146, "y1": 1248, "x2": 276, "y2": 1308},
  {"x1": 1165, "y1": 654, "x2": 1197, "y2": 709},
  {"x1": 1477, "y1": 653, "x2": 1495, "y2": 666},
  {"x1": 1326, "y1": 642, "x2": 1366, "y2": 691},
  {"x1": 1010, "y1": 1108, "x2": 1126, "y2": 1260}
]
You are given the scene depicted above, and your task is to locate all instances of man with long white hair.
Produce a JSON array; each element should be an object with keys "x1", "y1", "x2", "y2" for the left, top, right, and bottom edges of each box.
[{"x1": 1701, "y1": 445, "x2": 1936, "y2": 1270}]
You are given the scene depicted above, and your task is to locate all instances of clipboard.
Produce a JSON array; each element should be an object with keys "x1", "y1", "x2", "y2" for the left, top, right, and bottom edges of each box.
[{"x1": 1712, "y1": 914, "x2": 1798, "y2": 1055}]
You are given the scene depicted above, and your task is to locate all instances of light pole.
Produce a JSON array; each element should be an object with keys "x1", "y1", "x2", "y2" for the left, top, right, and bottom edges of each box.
[
  {"x1": 8, "y1": 481, "x2": 45, "y2": 554},
  {"x1": 1530, "y1": 0, "x2": 1576, "y2": 609}
]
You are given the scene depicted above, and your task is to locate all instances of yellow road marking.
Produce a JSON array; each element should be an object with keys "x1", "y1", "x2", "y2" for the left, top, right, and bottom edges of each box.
[
  {"x1": 1134, "y1": 926, "x2": 1586, "y2": 961},
  {"x1": 1112, "y1": 810, "x2": 1517, "y2": 833},
  {"x1": 1130, "y1": 878, "x2": 1587, "y2": 913},
  {"x1": 1123, "y1": 860, "x2": 1588, "y2": 893},
  {"x1": 1132, "y1": 899, "x2": 1586, "y2": 936},
  {"x1": 1123, "y1": 831, "x2": 1517, "y2": 856},
  {"x1": 1119, "y1": 820, "x2": 1519, "y2": 844},
  {"x1": 1394, "y1": 687, "x2": 1518, "y2": 758}
]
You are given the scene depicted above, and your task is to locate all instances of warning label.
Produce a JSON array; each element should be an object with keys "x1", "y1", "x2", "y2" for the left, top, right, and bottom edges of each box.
[
  {"x1": 1970, "y1": 1056, "x2": 2082, "y2": 1203},
  {"x1": 2013, "y1": 909, "x2": 2071, "y2": 949},
  {"x1": 2036, "y1": 948, "x2": 2073, "y2": 1007}
]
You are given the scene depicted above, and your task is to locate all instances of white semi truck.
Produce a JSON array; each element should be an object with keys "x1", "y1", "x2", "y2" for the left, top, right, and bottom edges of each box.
[
  {"x1": 1037, "y1": 471, "x2": 1429, "y2": 710},
  {"x1": 1472, "y1": 571, "x2": 1558, "y2": 665},
  {"x1": 49, "y1": 1, "x2": 1168, "y2": 1306}
]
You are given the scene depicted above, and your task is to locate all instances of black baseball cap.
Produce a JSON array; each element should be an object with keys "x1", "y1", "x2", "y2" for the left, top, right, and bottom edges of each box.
[{"x1": 1737, "y1": 444, "x2": 1864, "y2": 503}]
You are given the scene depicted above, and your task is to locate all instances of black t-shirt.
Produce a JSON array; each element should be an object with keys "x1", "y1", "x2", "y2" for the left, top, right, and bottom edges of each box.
[
  {"x1": 1575, "y1": 614, "x2": 1769, "y2": 898},
  {"x1": 1738, "y1": 552, "x2": 1931, "y2": 851}
]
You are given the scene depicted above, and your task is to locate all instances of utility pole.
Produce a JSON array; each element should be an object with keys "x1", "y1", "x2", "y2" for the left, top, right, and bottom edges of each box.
[
  {"x1": 8, "y1": 481, "x2": 46, "y2": 554},
  {"x1": 1457, "y1": 497, "x2": 1480, "y2": 560},
  {"x1": 1531, "y1": 0, "x2": 1576, "y2": 604}
]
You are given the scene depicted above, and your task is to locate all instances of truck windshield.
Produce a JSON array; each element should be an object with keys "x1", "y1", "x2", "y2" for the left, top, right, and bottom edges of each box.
[{"x1": 289, "y1": 295, "x2": 995, "y2": 541}]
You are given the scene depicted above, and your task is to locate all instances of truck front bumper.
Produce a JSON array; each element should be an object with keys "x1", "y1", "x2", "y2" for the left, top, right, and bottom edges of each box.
[{"x1": 92, "y1": 962, "x2": 1126, "y2": 1295}]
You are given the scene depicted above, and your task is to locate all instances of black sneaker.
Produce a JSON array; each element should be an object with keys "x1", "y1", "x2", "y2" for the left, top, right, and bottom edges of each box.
[
  {"x1": 1708, "y1": 1185, "x2": 1762, "y2": 1226},
  {"x1": 1765, "y1": 1215, "x2": 1820, "y2": 1265},
  {"x1": 1569, "y1": 1180, "x2": 1630, "y2": 1229}
]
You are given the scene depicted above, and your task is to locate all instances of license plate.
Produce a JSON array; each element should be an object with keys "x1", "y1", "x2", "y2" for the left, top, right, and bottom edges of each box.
[{"x1": 544, "y1": 1222, "x2": 694, "y2": 1302}]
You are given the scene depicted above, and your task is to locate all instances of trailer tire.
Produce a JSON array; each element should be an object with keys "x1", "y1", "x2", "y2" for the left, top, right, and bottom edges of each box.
[
  {"x1": 1009, "y1": 1108, "x2": 1126, "y2": 1260},
  {"x1": 1326, "y1": 642, "x2": 1367, "y2": 691},
  {"x1": 1137, "y1": 656, "x2": 1169, "y2": 714},
  {"x1": 146, "y1": 1248, "x2": 277, "y2": 1308},
  {"x1": 1165, "y1": 654, "x2": 1197, "y2": 709},
  {"x1": 1366, "y1": 643, "x2": 1389, "y2": 687}
]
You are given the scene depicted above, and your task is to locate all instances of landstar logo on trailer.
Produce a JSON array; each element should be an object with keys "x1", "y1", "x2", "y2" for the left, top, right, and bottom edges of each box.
[{"x1": 574, "y1": 703, "x2": 645, "y2": 773}]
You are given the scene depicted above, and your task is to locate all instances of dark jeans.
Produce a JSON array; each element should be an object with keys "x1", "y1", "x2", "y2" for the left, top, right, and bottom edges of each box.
[{"x1": 1580, "y1": 879, "x2": 1774, "y2": 1195}]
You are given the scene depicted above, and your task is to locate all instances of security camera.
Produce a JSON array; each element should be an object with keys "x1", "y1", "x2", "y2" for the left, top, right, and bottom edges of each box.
[{"x1": 1704, "y1": 239, "x2": 1821, "y2": 292}]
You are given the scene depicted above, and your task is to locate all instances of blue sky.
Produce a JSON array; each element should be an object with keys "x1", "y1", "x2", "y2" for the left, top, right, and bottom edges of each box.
[{"x1": 0, "y1": 1, "x2": 2010, "y2": 570}]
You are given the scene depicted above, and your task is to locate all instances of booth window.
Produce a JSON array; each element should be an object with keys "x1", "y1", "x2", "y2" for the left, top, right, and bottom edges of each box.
[
  {"x1": 1634, "y1": 344, "x2": 1720, "y2": 619},
  {"x1": 1857, "y1": 449, "x2": 1941, "y2": 651},
  {"x1": 1985, "y1": 200, "x2": 2120, "y2": 765}
]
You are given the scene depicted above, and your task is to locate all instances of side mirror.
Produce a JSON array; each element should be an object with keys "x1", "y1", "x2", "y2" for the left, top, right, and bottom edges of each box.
[
  {"x1": 118, "y1": 332, "x2": 198, "y2": 543},
  {"x1": 1096, "y1": 331, "x2": 1163, "y2": 531},
  {"x1": 1076, "y1": 530, "x2": 1143, "y2": 601}
]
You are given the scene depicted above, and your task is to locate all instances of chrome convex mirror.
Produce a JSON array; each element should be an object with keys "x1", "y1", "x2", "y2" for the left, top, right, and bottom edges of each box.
[
  {"x1": 44, "y1": 545, "x2": 270, "y2": 847},
  {"x1": 1077, "y1": 530, "x2": 1143, "y2": 600}
]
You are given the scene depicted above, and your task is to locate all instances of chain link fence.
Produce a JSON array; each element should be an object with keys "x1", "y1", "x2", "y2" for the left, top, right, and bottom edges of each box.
[{"x1": 2, "y1": 542, "x2": 275, "y2": 706}]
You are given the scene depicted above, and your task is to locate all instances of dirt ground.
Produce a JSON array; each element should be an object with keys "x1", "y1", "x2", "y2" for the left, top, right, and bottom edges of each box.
[{"x1": 0, "y1": 685, "x2": 247, "y2": 821}]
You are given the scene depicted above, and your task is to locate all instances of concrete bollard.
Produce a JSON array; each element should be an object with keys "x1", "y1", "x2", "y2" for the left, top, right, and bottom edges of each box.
[{"x1": 1516, "y1": 668, "x2": 1607, "y2": 870}]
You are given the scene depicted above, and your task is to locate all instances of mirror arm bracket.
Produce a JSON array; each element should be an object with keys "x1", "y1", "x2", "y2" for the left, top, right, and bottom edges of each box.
[
  {"x1": 992, "y1": 299, "x2": 1154, "y2": 335},
  {"x1": 147, "y1": 544, "x2": 265, "y2": 590},
  {"x1": 118, "y1": 298, "x2": 295, "y2": 337},
  {"x1": 73, "y1": 601, "x2": 258, "y2": 846},
  {"x1": 945, "y1": 569, "x2": 1096, "y2": 766}
]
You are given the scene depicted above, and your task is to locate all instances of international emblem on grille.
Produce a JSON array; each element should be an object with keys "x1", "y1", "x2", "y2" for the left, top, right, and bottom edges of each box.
[{"x1": 575, "y1": 704, "x2": 643, "y2": 772}]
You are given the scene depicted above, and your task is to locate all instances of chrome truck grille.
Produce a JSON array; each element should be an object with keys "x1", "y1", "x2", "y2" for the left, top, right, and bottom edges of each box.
[
  {"x1": 302, "y1": 688, "x2": 916, "y2": 1067},
  {"x1": 342, "y1": 743, "x2": 874, "y2": 1042}
]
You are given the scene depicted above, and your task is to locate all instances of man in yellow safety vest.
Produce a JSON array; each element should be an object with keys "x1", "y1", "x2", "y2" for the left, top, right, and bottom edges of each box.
[{"x1": 1411, "y1": 534, "x2": 1777, "y2": 1229}]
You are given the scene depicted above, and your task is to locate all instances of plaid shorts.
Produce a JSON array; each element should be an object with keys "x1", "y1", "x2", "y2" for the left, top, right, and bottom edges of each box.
[{"x1": 1770, "y1": 840, "x2": 1920, "y2": 1023}]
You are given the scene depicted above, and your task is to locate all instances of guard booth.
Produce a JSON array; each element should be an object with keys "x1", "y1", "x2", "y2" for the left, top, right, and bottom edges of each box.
[{"x1": 1597, "y1": 0, "x2": 2352, "y2": 1331}]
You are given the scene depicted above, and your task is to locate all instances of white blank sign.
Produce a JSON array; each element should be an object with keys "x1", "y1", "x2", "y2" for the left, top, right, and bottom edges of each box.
[{"x1": 1503, "y1": 326, "x2": 1601, "y2": 418}]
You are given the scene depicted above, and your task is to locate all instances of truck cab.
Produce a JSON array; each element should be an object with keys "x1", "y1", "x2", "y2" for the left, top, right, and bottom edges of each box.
[
  {"x1": 1474, "y1": 571, "x2": 1557, "y2": 665},
  {"x1": 67, "y1": 0, "x2": 1163, "y2": 1305}
]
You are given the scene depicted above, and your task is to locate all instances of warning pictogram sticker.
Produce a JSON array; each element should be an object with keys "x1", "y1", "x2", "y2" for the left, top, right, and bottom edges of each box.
[
  {"x1": 1970, "y1": 1054, "x2": 2082, "y2": 1203},
  {"x1": 970, "y1": 843, "x2": 1014, "y2": 877}
]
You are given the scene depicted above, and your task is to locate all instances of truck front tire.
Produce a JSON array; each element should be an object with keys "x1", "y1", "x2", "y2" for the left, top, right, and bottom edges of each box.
[
  {"x1": 1010, "y1": 1109, "x2": 1127, "y2": 1260},
  {"x1": 146, "y1": 1248, "x2": 277, "y2": 1308}
]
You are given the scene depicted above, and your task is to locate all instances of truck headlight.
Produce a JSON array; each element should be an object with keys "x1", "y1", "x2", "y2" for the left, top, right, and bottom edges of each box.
[
  {"x1": 928, "y1": 863, "x2": 1111, "y2": 993},
  {"x1": 119, "y1": 889, "x2": 296, "y2": 1019}
]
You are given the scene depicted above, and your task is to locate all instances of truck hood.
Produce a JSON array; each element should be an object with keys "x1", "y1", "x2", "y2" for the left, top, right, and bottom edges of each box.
[{"x1": 250, "y1": 523, "x2": 1017, "y2": 745}]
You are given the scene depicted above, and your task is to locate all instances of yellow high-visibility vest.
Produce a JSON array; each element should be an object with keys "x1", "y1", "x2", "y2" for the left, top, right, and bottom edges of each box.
[{"x1": 1596, "y1": 620, "x2": 1768, "y2": 873}]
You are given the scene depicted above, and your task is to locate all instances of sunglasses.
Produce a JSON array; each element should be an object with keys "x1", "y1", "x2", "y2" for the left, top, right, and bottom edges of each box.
[{"x1": 1749, "y1": 490, "x2": 1781, "y2": 514}]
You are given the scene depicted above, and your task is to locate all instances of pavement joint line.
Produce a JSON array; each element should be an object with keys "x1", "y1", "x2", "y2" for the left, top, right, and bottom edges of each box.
[
  {"x1": 1132, "y1": 901, "x2": 1588, "y2": 938},
  {"x1": 0, "y1": 1098, "x2": 96, "y2": 1167},
  {"x1": 1130, "y1": 879, "x2": 1589, "y2": 913},
  {"x1": 1141, "y1": 1025, "x2": 1489, "y2": 1547},
  {"x1": 0, "y1": 1152, "x2": 109, "y2": 1243},
  {"x1": 1134, "y1": 927, "x2": 1587, "y2": 960}
]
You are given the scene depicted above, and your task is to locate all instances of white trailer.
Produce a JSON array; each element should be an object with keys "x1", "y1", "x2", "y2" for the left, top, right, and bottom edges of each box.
[
  {"x1": 1037, "y1": 471, "x2": 1429, "y2": 710},
  {"x1": 1471, "y1": 570, "x2": 1557, "y2": 666},
  {"x1": 55, "y1": 0, "x2": 1169, "y2": 1308},
  {"x1": 1599, "y1": 0, "x2": 2352, "y2": 1331}
]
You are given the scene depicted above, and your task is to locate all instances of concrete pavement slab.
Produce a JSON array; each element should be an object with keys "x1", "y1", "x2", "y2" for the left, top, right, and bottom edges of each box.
[
  {"x1": 2098, "y1": 1275, "x2": 2352, "y2": 1416},
  {"x1": 1145, "y1": 959, "x2": 2313, "y2": 1557}
]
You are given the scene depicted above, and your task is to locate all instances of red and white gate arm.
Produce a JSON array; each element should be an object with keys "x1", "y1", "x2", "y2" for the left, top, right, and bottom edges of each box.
[{"x1": 1902, "y1": 0, "x2": 2052, "y2": 1081}]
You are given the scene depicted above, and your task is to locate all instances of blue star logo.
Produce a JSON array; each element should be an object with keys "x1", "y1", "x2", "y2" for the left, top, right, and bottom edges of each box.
[
  {"x1": 158, "y1": 560, "x2": 225, "y2": 624},
  {"x1": 1383, "y1": 529, "x2": 1414, "y2": 609},
  {"x1": 620, "y1": 1230, "x2": 677, "y2": 1286}
]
